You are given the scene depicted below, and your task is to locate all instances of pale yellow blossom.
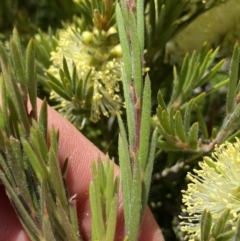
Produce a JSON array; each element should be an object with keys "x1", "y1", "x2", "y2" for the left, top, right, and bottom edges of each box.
[
  {"x1": 48, "y1": 25, "x2": 122, "y2": 123},
  {"x1": 180, "y1": 138, "x2": 240, "y2": 240}
]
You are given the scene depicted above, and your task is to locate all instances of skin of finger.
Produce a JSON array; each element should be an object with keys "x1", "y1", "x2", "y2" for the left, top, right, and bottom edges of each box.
[{"x1": 0, "y1": 100, "x2": 164, "y2": 241}]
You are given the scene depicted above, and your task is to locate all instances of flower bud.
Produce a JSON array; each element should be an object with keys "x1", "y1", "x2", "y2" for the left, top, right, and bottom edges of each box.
[{"x1": 82, "y1": 31, "x2": 93, "y2": 45}]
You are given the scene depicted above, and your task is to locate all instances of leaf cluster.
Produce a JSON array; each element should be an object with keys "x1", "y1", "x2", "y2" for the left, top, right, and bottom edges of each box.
[
  {"x1": 90, "y1": 157, "x2": 119, "y2": 241},
  {"x1": 197, "y1": 209, "x2": 240, "y2": 241},
  {"x1": 46, "y1": 58, "x2": 94, "y2": 124},
  {"x1": 76, "y1": 0, "x2": 116, "y2": 31},
  {"x1": 156, "y1": 43, "x2": 240, "y2": 159},
  {"x1": 0, "y1": 29, "x2": 82, "y2": 241}
]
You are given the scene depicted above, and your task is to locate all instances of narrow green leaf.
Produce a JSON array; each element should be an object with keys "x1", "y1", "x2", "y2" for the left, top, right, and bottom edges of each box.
[
  {"x1": 200, "y1": 209, "x2": 212, "y2": 241},
  {"x1": 0, "y1": 42, "x2": 10, "y2": 72},
  {"x1": 136, "y1": 0, "x2": 144, "y2": 52},
  {"x1": 192, "y1": 92, "x2": 206, "y2": 105},
  {"x1": 157, "y1": 122, "x2": 176, "y2": 145},
  {"x1": 114, "y1": 175, "x2": 120, "y2": 197},
  {"x1": 68, "y1": 195, "x2": 81, "y2": 241},
  {"x1": 0, "y1": 76, "x2": 10, "y2": 133},
  {"x1": 142, "y1": 128, "x2": 158, "y2": 210},
  {"x1": 119, "y1": 0, "x2": 129, "y2": 29},
  {"x1": 76, "y1": 78, "x2": 84, "y2": 101},
  {"x1": 105, "y1": 159, "x2": 115, "y2": 218},
  {"x1": 129, "y1": 10, "x2": 142, "y2": 97},
  {"x1": 9, "y1": 137, "x2": 33, "y2": 205},
  {"x1": 212, "y1": 209, "x2": 230, "y2": 238},
  {"x1": 188, "y1": 122, "x2": 199, "y2": 150},
  {"x1": 232, "y1": 216, "x2": 240, "y2": 241},
  {"x1": 122, "y1": 69, "x2": 135, "y2": 146},
  {"x1": 157, "y1": 90, "x2": 167, "y2": 111},
  {"x1": 169, "y1": 66, "x2": 180, "y2": 106},
  {"x1": 129, "y1": 159, "x2": 141, "y2": 241},
  {"x1": 198, "y1": 48, "x2": 213, "y2": 77},
  {"x1": 38, "y1": 98, "x2": 48, "y2": 141},
  {"x1": 47, "y1": 80, "x2": 71, "y2": 101},
  {"x1": 49, "y1": 147, "x2": 68, "y2": 210},
  {"x1": 216, "y1": 230, "x2": 234, "y2": 241},
  {"x1": 46, "y1": 71, "x2": 65, "y2": 89},
  {"x1": 174, "y1": 110, "x2": 186, "y2": 143},
  {"x1": 42, "y1": 201, "x2": 56, "y2": 241},
  {"x1": 13, "y1": 28, "x2": 23, "y2": 59},
  {"x1": 5, "y1": 139, "x2": 21, "y2": 187},
  {"x1": 184, "y1": 64, "x2": 200, "y2": 98},
  {"x1": 22, "y1": 139, "x2": 49, "y2": 179},
  {"x1": 26, "y1": 39, "x2": 37, "y2": 115},
  {"x1": 178, "y1": 53, "x2": 189, "y2": 91},
  {"x1": 211, "y1": 127, "x2": 218, "y2": 139},
  {"x1": 82, "y1": 69, "x2": 92, "y2": 99},
  {"x1": 71, "y1": 64, "x2": 77, "y2": 93},
  {"x1": 65, "y1": 82, "x2": 74, "y2": 97},
  {"x1": 10, "y1": 38, "x2": 26, "y2": 91},
  {"x1": 227, "y1": 43, "x2": 239, "y2": 114},
  {"x1": 139, "y1": 75, "x2": 151, "y2": 170},
  {"x1": 56, "y1": 198, "x2": 79, "y2": 241},
  {"x1": 116, "y1": 3, "x2": 132, "y2": 83},
  {"x1": 198, "y1": 59, "x2": 225, "y2": 87},
  {"x1": 90, "y1": 184, "x2": 97, "y2": 240},
  {"x1": 206, "y1": 78, "x2": 229, "y2": 96},
  {"x1": 61, "y1": 73, "x2": 71, "y2": 91},
  {"x1": 0, "y1": 61, "x2": 30, "y2": 133},
  {"x1": 184, "y1": 99, "x2": 194, "y2": 135},
  {"x1": 30, "y1": 120, "x2": 48, "y2": 162},
  {"x1": 169, "y1": 106, "x2": 175, "y2": 137},
  {"x1": 62, "y1": 57, "x2": 71, "y2": 83},
  {"x1": 117, "y1": 114, "x2": 132, "y2": 181},
  {"x1": 97, "y1": 159, "x2": 106, "y2": 195},
  {"x1": 105, "y1": 195, "x2": 118, "y2": 241},
  {"x1": 85, "y1": 85, "x2": 94, "y2": 111},
  {"x1": 182, "y1": 51, "x2": 196, "y2": 91},
  {"x1": 195, "y1": 104, "x2": 208, "y2": 140},
  {"x1": 0, "y1": 153, "x2": 15, "y2": 187},
  {"x1": 118, "y1": 135, "x2": 131, "y2": 231},
  {"x1": 89, "y1": 182, "x2": 105, "y2": 240},
  {"x1": 0, "y1": 118, "x2": 5, "y2": 146},
  {"x1": 161, "y1": 110, "x2": 174, "y2": 135},
  {"x1": 8, "y1": 97, "x2": 20, "y2": 136}
]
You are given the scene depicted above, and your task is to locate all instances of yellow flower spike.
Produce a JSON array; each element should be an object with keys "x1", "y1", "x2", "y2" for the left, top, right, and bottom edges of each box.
[
  {"x1": 180, "y1": 138, "x2": 240, "y2": 240},
  {"x1": 47, "y1": 23, "x2": 122, "y2": 124}
]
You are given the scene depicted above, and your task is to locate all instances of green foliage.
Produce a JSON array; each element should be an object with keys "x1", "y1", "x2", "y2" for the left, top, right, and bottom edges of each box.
[
  {"x1": 90, "y1": 157, "x2": 119, "y2": 241},
  {"x1": 116, "y1": 1, "x2": 158, "y2": 240},
  {"x1": 155, "y1": 43, "x2": 240, "y2": 157},
  {"x1": 194, "y1": 209, "x2": 240, "y2": 241},
  {"x1": 2, "y1": 0, "x2": 240, "y2": 241},
  {"x1": 0, "y1": 30, "x2": 82, "y2": 241}
]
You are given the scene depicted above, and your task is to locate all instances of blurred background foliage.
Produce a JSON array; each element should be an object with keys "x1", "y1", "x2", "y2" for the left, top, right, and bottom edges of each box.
[{"x1": 1, "y1": 0, "x2": 240, "y2": 240}]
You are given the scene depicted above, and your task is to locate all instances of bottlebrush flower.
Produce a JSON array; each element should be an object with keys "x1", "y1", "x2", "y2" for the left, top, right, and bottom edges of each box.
[
  {"x1": 47, "y1": 24, "x2": 122, "y2": 124},
  {"x1": 180, "y1": 138, "x2": 240, "y2": 240}
]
